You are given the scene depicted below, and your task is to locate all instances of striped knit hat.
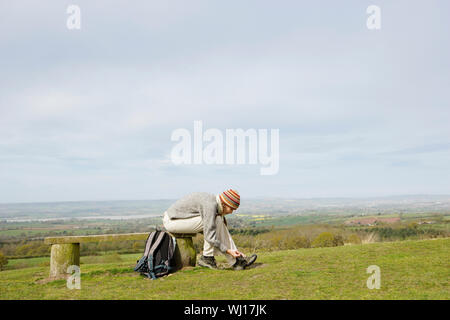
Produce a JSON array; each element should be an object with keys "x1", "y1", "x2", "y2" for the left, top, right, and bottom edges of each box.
[{"x1": 219, "y1": 189, "x2": 240, "y2": 210}]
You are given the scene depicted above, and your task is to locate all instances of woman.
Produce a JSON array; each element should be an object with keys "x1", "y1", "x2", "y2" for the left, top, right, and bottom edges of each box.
[{"x1": 162, "y1": 189, "x2": 257, "y2": 270}]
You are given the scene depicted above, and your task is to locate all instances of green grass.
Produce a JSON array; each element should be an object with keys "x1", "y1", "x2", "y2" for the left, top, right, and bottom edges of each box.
[
  {"x1": 253, "y1": 214, "x2": 342, "y2": 227},
  {"x1": 0, "y1": 238, "x2": 448, "y2": 300},
  {"x1": 4, "y1": 256, "x2": 50, "y2": 270}
]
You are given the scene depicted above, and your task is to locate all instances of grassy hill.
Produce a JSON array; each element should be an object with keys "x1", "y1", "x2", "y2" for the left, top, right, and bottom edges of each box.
[{"x1": 0, "y1": 238, "x2": 448, "y2": 300}]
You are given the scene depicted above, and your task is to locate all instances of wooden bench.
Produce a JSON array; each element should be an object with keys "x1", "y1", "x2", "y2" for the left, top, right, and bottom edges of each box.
[{"x1": 44, "y1": 232, "x2": 197, "y2": 278}]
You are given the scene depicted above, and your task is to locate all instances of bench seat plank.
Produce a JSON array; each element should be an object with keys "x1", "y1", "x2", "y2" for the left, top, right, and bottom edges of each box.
[{"x1": 44, "y1": 232, "x2": 150, "y2": 244}]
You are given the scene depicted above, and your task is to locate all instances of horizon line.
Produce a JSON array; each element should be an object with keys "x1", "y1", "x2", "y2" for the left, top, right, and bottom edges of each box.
[{"x1": 1, "y1": 193, "x2": 450, "y2": 206}]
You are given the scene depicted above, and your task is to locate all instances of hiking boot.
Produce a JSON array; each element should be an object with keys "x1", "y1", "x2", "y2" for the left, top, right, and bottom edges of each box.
[
  {"x1": 232, "y1": 256, "x2": 247, "y2": 270},
  {"x1": 197, "y1": 255, "x2": 218, "y2": 269},
  {"x1": 232, "y1": 254, "x2": 258, "y2": 270},
  {"x1": 244, "y1": 254, "x2": 257, "y2": 267}
]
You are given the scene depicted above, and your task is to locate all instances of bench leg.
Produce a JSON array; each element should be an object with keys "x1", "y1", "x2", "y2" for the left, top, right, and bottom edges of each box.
[
  {"x1": 174, "y1": 237, "x2": 196, "y2": 269},
  {"x1": 49, "y1": 243, "x2": 80, "y2": 278}
]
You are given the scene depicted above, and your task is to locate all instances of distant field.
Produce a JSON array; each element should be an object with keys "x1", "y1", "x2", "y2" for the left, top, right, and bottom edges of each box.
[
  {"x1": 0, "y1": 238, "x2": 448, "y2": 300},
  {"x1": 2, "y1": 195, "x2": 450, "y2": 220},
  {"x1": 0, "y1": 228, "x2": 102, "y2": 237}
]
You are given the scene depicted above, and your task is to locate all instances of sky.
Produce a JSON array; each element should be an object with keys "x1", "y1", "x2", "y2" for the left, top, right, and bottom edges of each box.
[{"x1": 0, "y1": 1, "x2": 449, "y2": 203}]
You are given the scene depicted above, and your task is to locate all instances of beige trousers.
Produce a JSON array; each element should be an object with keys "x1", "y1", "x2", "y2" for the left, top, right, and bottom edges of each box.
[{"x1": 162, "y1": 211, "x2": 237, "y2": 266}]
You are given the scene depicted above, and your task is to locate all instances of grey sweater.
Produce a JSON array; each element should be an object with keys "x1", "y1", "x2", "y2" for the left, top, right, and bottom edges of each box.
[{"x1": 166, "y1": 192, "x2": 228, "y2": 253}]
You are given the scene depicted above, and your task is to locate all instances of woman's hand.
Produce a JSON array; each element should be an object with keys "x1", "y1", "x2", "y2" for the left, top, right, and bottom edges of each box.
[{"x1": 226, "y1": 249, "x2": 243, "y2": 258}]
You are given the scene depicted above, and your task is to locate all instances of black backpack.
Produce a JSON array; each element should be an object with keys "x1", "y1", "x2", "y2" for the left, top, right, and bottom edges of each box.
[{"x1": 134, "y1": 230, "x2": 176, "y2": 279}]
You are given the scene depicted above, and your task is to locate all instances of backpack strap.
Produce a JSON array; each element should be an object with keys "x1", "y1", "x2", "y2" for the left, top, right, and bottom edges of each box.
[
  {"x1": 134, "y1": 231, "x2": 159, "y2": 272},
  {"x1": 143, "y1": 231, "x2": 158, "y2": 257},
  {"x1": 147, "y1": 231, "x2": 167, "y2": 279},
  {"x1": 149, "y1": 231, "x2": 167, "y2": 257}
]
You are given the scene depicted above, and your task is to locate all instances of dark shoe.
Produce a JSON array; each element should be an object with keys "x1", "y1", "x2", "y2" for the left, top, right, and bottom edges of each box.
[
  {"x1": 232, "y1": 256, "x2": 247, "y2": 270},
  {"x1": 197, "y1": 255, "x2": 218, "y2": 269},
  {"x1": 245, "y1": 254, "x2": 257, "y2": 267}
]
